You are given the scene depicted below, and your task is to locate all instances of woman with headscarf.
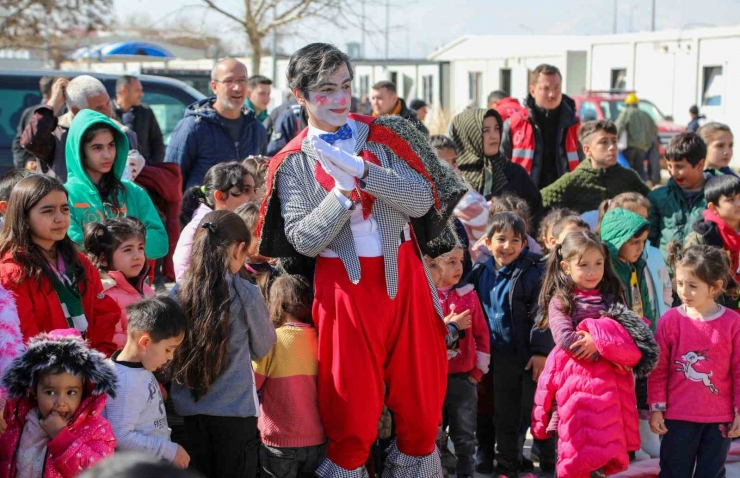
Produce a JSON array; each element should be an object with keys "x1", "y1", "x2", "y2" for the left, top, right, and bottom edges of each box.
[{"x1": 450, "y1": 108, "x2": 543, "y2": 222}]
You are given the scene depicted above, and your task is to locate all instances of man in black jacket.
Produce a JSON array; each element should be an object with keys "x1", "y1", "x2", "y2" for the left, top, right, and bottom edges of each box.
[
  {"x1": 114, "y1": 75, "x2": 166, "y2": 164},
  {"x1": 12, "y1": 75, "x2": 57, "y2": 169},
  {"x1": 370, "y1": 80, "x2": 429, "y2": 136}
]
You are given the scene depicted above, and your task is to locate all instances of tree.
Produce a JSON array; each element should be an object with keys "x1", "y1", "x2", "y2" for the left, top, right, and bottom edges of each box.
[
  {"x1": 0, "y1": 0, "x2": 114, "y2": 47},
  {"x1": 199, "y1": 0, "x2": 361, "y2": 76}
]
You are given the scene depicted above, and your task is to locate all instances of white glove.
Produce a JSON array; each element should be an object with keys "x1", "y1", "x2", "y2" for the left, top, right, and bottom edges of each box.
[
  {"x1": 311, "y1": 138, "x2": 356, "y2": 191},
  {"x1": 311, "y1": 137, "x2": 365, "y2": 178},
  {"x1": 124, "y1": 149, "x2": 146, "y2": 181}
]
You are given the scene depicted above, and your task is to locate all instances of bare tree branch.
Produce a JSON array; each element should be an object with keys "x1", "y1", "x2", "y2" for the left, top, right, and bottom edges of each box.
[
  {"x1": 199, "y1": 0, "x2": 377, "y2": 74},
  {"x1": 202, "y1": 0, "x2": 248, "y2": 28}
]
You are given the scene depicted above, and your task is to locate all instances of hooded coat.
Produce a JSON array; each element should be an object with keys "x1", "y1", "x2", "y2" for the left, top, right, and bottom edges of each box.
[
  {"x1": 0, "y1": 333, "x2": 117, "y2": 478},
  {"x1": 100, "y1": 269, "x2": 155, "y2": 349},
  {"x1": 164, "y1": 97, "x2": 268, "y2": 190},
  {"x1": 600, "y1": 208, "x2": 654, "y2": 327},
  {"x1": 532, "y1": 303, "x2": 659, "y2": 478},
  {"x1": 64, "y1": 110, "x2": 168, "y2": 260},
  {"x1": 450, "y1": 108, "x2": 543, "y2": 222}
]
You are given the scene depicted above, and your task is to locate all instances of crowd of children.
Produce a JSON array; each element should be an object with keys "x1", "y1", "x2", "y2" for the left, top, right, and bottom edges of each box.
[{"x1": 0, "y1": 91, "x2": 736, "y2": 478}]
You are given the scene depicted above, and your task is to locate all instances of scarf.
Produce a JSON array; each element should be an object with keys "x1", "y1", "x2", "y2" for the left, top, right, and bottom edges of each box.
[
  {"x1": 449, "y1": 108, "x2": 508, "y2": 196},
  {"x1": 16, "y1": 409, "x2": 48, "y2": 478},
  {"x1": 49, "y1": 251, "x2": 88, "y2": 333},
  {"x1": 372, "y1": 99, "x2": 404, "y2": 117}
]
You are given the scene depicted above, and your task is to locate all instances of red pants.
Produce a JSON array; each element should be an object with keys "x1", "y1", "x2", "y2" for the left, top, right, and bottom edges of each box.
[{"x1": 313, "y1": 242, "x2": 448, "y2": 470}]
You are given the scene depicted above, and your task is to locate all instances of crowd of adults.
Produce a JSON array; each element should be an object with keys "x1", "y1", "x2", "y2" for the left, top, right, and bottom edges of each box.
[{"x1": 9, "y1": 58, "x2": 671, "y2": 286}]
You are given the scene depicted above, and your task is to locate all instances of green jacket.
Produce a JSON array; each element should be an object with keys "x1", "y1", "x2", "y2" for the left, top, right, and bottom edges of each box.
[
  {"x1": 648, "y1": 171, "x2": 718, "y2": 266},
  {"x1": 616, "y1": 105, "x2": 658, "y2": 151},
  {"x1": 65, "y1": 109, "x2": 168, "y2": 259},
  {"x1": 245, "y1": 98, "x2": 268, "y2": 122},
  {"x1": 600, "y1": 208, "x2": 654, "y2": 329},
  {"x1": 541, "y1": 160, "x2": 650, "y2": 213}
]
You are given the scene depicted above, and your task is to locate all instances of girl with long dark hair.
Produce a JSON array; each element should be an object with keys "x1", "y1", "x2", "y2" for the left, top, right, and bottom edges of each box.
[
  {"x1": 0, "y1": 174, "x2": 119, "y2": 355},
  {"x1": 64, "y1": 110, "x2": 167, "y2": 261},
  {"x1": 170, "y1": 210, "x2": 276, "y2": 478}
]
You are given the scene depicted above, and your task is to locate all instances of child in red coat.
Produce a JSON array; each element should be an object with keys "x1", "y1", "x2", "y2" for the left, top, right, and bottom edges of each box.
[
  {"x1": 0, "y1": 175, "x2": 119, "y2": 356},
  {"x1": 0, "y1": 330, "x2": 117, "y2": 478},
  {"x1": 436, "y1": 246, "x2": 490, "y2": 478}
]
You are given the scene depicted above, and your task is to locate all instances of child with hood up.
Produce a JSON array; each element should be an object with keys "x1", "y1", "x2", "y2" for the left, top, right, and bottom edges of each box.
[
  {"x1": 64, "y1": 110, "x2": 167, "y2": 261},
  {"x1": 600, "y1": 207, "x2": 663, "y2": 458},
  {"x1": 0, "y1": 330, "x2": 117, "y2": 478}
]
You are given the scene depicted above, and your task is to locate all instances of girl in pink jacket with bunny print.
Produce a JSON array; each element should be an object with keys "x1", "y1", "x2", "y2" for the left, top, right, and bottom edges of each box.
[{"x1": 532, "y1": 231, "x2": 659, "y2": 478}]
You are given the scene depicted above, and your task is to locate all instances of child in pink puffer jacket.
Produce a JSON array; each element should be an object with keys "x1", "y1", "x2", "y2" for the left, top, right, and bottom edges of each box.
[
  {"x1": 84, "y1": 218, "x2": 154, "y2": 349},
  {"x1": 532, "y1": 231, "x2": 659, "y2": 478},
  {"x1": 0, "y1": 331, "x2": 117, "y2": 478}
]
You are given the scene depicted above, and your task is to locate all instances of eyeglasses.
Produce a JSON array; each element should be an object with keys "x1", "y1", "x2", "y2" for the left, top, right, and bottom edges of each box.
[{"x1": 213, "y1": 78, "x2": 248, "y2": 87}]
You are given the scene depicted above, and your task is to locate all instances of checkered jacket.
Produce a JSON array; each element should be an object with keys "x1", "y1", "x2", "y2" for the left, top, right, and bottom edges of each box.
[{"x1": 273, "y1": 120, "x2": 443, "y2": 317}]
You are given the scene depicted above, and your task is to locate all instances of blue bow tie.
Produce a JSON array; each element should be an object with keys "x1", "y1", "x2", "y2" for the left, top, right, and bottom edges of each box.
[{"x1": 318, "y1": 123, "x2": 353, "y2": 145}]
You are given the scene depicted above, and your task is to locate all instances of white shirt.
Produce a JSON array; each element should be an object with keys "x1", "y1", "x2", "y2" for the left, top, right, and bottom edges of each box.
[{"x1": 307, "y1": 120, "x2": 385, "y2": 258}]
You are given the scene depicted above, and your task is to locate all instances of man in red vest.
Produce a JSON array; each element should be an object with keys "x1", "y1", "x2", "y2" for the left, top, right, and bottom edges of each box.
[
  {"x1": 501, "y1": 64, "x2": 583, "y2": 189},
  {"x1": 487, "y1": 90, "x2": 524, "y2": 122}
]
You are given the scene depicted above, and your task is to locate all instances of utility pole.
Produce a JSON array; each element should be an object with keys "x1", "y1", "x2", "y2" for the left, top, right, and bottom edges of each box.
[
  {"x1": 361, "y1": 0, "x2": 366, "y2": 59},
  {"x1": 271, "y1": 6, "x2": 277, "y2": 83},
  {"x1": 385, "y1": 0, "x2": 390, "y2": 62},
  {"x1": 651, "y1": 0, "x2": 656, "y2": 31},
  {"x1": 613, "y1": 0, "x2": 618, "y2": 34}
]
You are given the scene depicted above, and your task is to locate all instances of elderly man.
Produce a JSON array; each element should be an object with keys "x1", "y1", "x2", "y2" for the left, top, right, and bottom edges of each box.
[
  {"x1": 114, "y1": 75, "x2": 165, "y2": 164},
  {"x1": 501, "y1": 64, "x2": 583, "y2": 189},
  {"x1": 21, "y1": 75, "x2": 141, "y2": 182},
  {"x1": 165, "y1": 58, "x2": 267, "y2": 190}
]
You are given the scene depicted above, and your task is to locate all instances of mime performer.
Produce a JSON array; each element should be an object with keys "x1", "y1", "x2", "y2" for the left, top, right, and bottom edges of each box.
[{"x1": 257, "y1": 43, "x2": 465, "y2": 477}]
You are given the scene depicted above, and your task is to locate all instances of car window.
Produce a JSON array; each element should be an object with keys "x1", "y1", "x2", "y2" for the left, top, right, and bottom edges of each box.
[
  {"x1": 579, "y1": 101, "x2": 599, "y2": 121},
  {"x1": 637, "y1": 101, "x2": 666, "y2": 122},
  {"x1": 600, "y1": 101, "x2": 618, "y2": 121},
  {"x1": 0, "y1": 77, "x2": 42, "y2": 149},
  {"x1": 141, "y1": 83, "x2": 193, "y2": 146}
]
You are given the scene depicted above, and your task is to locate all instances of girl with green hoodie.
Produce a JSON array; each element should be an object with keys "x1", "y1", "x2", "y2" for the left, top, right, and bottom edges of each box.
[
  {"x1": 600, "y1": 206, "x2": 661, "y2": 460},
  {"x1": 65, "y1": 110, "x2": 167, "y2": 260}
]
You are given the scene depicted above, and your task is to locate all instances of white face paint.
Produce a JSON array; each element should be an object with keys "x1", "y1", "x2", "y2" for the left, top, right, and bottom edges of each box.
[{"x1": 301, "y1": 63, "x2": 352, "y2": 132}]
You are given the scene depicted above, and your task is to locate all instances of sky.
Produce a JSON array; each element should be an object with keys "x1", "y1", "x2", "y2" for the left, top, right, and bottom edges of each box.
[{"x1": 114, "y1": 0, "x2": 740, "y2": 59}]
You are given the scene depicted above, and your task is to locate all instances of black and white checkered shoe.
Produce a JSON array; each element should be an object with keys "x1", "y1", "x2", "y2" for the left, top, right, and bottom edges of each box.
[
  {"x1": 315, "y1": 458, "x2": 370, "y2": 478},
  {"x1": 382, "y1": 439, "x2": 444, "y2": 477}
]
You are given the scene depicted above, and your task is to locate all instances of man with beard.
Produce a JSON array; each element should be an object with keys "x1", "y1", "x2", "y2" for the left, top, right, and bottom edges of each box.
[
  {"x1": 257, "y1": 42, "x2": 465, "y2": 477},
  {"x1": 501, "y1": 64, "x2": 583, "y2": 189},
  {"x1": 165, "y1": 58, "x2": 267, "y2": 189}
]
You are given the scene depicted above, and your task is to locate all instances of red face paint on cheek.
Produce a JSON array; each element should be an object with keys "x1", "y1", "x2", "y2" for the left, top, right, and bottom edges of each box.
[
  {"x1": 315, "y1": 95, "x2": 328, "y2": 106},
  {"x1": 338, "y1": 97, "x2": 347, "y2": 106}
]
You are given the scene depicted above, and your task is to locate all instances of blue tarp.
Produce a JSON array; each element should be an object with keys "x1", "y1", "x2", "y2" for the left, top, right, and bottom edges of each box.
[{"x1": 70, "y1": 42, "x2": 175, "y2": 60}]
